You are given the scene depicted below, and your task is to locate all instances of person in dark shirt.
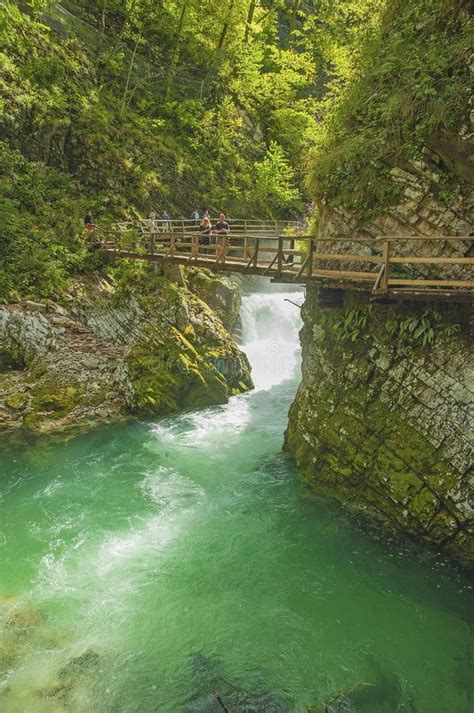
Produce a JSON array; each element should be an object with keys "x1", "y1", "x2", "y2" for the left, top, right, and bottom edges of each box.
[
  {"x1": 213, "y1": 213, "x2": 230, "y2": 259},
  {"x1": 160, "y1": 211, "x2": 170, "y2": 232},
  {"x1": 132, "y1": 219, "x2": 143, "y2": 235},
  {"x1": 84, "y1": 212, "x2": 94, "y2": 232},
  {"x1": 198, "y1": 217, "x2": 212, "y2": 245},
  {"x1": 213, "y1": 213, "x2": 230, "y2": 235}
]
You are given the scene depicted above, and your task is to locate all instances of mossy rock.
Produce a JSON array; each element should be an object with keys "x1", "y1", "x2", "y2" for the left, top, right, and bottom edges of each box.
[
  {"x1": 30, "y1": 385, "x2": 80, "y2": 417},
  {"x1": 0, "y1": 346, "x2": 25, "y2": 372},
  {"x1": 186, "y1": 268, "x2": 241, "y2": 330},
  {"x1": 124, "y1": 303, "x2": 252, "y2": 417},
  {"x1": 5, "y1": 392, "x2": 28, "y2": 410}
]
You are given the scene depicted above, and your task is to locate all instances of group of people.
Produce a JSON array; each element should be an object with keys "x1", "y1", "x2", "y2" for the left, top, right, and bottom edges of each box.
[
  {"x1": 142, "y1": 208, "x2": 230, "y2": 246},
  {"x1": 196, "y1": 212, "x2": 230, "y2": 246},
  {"x1": 146, "y1": 211, "x2": 171, "y2": 232},
  {"x1": 83, "y1": 208, "x2": 231, "y2": 248}
]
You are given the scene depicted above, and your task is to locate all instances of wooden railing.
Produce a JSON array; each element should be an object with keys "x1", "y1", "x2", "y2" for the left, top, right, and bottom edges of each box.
[
  {"x1": 298, "y1": 234, "x2": 474, "y2": 295},
  {"x1": 99, "y1": 224, "x2": 474, "y2": 300},
  {"x1": 115, "y1": 218, "x2": 301, "y2": 235}
]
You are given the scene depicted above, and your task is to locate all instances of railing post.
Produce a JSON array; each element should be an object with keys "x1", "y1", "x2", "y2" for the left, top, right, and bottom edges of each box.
[
  {"x1": 277, "y1": 234, "x2": 283, "y2": 273},
  {"x1": 307, "y1": 238, "x2": 314, "y2": 278},
  {"x1": 288, "y1": 237, "x2": 295, "y2": 265},
  {"x1": 381, "y1": 240, "x2": 390, "y2": 292},
  {"x1": 254, "y1": 238, "x2": 259, "y2": 268}
]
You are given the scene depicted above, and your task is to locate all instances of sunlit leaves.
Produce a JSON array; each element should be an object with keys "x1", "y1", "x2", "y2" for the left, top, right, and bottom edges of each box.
[{"x1": 253, "y1": 142, "x2": 301, "y2": 214}]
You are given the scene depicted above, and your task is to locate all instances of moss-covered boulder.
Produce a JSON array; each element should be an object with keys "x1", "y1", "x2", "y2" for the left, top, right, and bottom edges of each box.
[
  {"x1": 0, "y1": 272, "x2": 252, "y2": 439},
  {"x1": 122, "y1": 278, "x2": 252, "y2": 416},
  {"x1": 185, "y1": 267, "x2": 242, "y2": 331}
]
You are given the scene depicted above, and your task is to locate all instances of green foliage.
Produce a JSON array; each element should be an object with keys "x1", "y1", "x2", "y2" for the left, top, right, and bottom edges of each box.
[
  {"x1": 321, "y1": 306, "x2": 372, "y2": 342},
  {"x1": 253, "y1": 142, "x2": 301, "y2": 215},
  {"x1": 385, "y1": 311, "x2": 460, "y2": 346},
  {"x1": 0, "y1": 142, "x2": 92, "y2": 300},
  {"x1": 0, "y1": 0, "x2": 385, "y2": 299},
  {"x1": 321, "y1": 305, "x2": 462, "y2": 349},
  {"x1": 309, "y1": 0, "x2": 472, "y2": 222}
]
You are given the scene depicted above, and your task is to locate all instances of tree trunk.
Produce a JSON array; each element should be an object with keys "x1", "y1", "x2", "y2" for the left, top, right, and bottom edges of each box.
[
  {"x1": 286, "y1": 0, "x2": 301, "y2": 47},
  {"x1": 217, "y1": 0, "x2": 235, "y2": 51},
  {"x1": 244, "y1": 0, "x2": 256, "y2": 42},
  {"x1": 99, "y1": 0, "x2": 138, "y2": 76},
  {"x1": 101, "y1": 0, "x2": 107, "y2": 33},
  {"x1": 165, "y1": 0, "x2": 189, "y2": 97},
  {"x1": 121, "y1": 32, "x2": 141, "y2": 116}
]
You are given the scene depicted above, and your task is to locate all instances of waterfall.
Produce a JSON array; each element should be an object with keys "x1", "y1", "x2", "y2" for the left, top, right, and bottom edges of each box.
[{"x1": 240, "y1": 290, "x2": 303, "y2": 391}]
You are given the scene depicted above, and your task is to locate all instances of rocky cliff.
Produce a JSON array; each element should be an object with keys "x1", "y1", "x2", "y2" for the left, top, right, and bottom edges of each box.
[
  {"x1": 285, "y1": 288, "x2": 473, "y2": 568},
  {"x1": 0, "y1": 271, "x2": 252, "y2": 440},
  {"x1": 316, "y1": 142, "x2": 473, "y2": 281},
  {"x1": 285, "y1": 0, "x2": 474, "y2": 569}
]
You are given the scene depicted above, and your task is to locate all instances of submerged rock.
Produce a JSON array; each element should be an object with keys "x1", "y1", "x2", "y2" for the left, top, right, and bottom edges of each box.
[{"x1": 188, "y1": 652, "x2": 291, "y2": 713}]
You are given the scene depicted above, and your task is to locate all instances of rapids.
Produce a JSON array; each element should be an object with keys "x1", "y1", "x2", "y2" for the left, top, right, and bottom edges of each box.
[{"x1": 0, "y1": 290, "x2": 472, "y2": 712}]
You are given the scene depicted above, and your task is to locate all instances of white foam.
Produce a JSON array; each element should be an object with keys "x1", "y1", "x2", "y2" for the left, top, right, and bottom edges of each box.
[
  {"x1": 140, "y1": 465, "x2": 205, "y2": 507},
  {"x1": 96, "y1": 514, "x2": 183, "y2": 576},
  {"x1": 32, "y1": 479, "x2": 64, "y2": 500}
]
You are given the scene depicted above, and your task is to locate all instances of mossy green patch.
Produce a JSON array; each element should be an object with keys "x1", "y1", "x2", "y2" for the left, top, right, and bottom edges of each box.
[
  {"x1": 5, "y1": 392, "x2": 28, "y2": 410},
  {"x1": 0, "y1": 347, "x2": 25, "y2": 372},
  {"x1": 286, "y1": 286, "x2": 472, "y2": 565},
  {"x1": 30, "y1": 385, "x2": 79, "y2": 418}
]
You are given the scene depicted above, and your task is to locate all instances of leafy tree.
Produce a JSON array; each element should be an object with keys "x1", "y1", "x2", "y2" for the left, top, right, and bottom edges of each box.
[
  {"x1": 0, "y1": 0, "x2": 383, "y2": 299},
  {"x1": 253, "y1": 142, "x2": 301, "y2": 215}
]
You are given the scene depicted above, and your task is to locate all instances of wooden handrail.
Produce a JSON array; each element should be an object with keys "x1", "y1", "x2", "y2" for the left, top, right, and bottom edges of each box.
[{"x1": 100, "y1": 223, "x2": 473, "y2": 300}]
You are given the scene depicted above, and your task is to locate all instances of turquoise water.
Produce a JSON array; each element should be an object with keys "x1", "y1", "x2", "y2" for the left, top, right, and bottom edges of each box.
[{"x1": 0, "y1": 292, "x2": 472, "y2": 713}]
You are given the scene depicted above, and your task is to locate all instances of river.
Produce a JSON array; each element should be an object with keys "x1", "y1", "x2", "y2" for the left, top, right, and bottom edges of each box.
[{"x1": 0, "y1": 290, "x2": 472, "y2": 712}]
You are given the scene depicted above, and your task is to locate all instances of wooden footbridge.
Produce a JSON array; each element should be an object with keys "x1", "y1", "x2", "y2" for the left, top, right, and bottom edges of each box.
[{"x1": 98, "y1": 219, "x2": 474, "y2": 302}]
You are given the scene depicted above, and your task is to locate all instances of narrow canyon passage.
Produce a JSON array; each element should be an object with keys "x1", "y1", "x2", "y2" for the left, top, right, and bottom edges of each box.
[{"x1": 0, "y1": 290, "x2": 472, "y2": 713}]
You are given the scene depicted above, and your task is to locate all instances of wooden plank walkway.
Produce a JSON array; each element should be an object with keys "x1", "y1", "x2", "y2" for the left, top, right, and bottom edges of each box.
[{"x1": 98, "y1": 219, "x2": 474, "y2": 302}]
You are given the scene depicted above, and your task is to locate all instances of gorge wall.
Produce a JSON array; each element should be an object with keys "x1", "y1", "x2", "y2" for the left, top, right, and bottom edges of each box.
[
  {"x1": 285, "y1": 151, "x2": 474, "y2": 568},
  {"x1": 285, "y1": 0, "x2": 473, "y2": 569},
  {"x1": 285, "y1": 290, "x2": 473, "y2": 568}
]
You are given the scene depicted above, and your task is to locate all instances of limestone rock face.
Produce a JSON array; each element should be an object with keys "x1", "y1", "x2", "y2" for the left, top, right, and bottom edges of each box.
[
  {"x1": 315, "y1": 136, "x2": 473, "y2": 281},
  {"x1": 0, "y1": 275, "x2": 252, "y2": 440},
  {"x1": 285, "y1": 287, "x2": 473, "y2": 569},
  {"x1": 185, "y1": 268, "x2": 242, "y2": 331}
]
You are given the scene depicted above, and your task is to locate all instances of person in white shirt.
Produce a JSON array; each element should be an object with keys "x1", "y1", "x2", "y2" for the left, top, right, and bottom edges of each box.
[{"x1": 147, "y1": 211, "x2": 157, "y2": 233}]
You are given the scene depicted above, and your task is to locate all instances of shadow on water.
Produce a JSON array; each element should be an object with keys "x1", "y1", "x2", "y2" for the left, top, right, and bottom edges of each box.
[
  {"x1": 185, "y1": 651, "x2": 419, "y2": 713},
  {"x1": 187, "y1": 652, "x2": 293, "y2": 712}
]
